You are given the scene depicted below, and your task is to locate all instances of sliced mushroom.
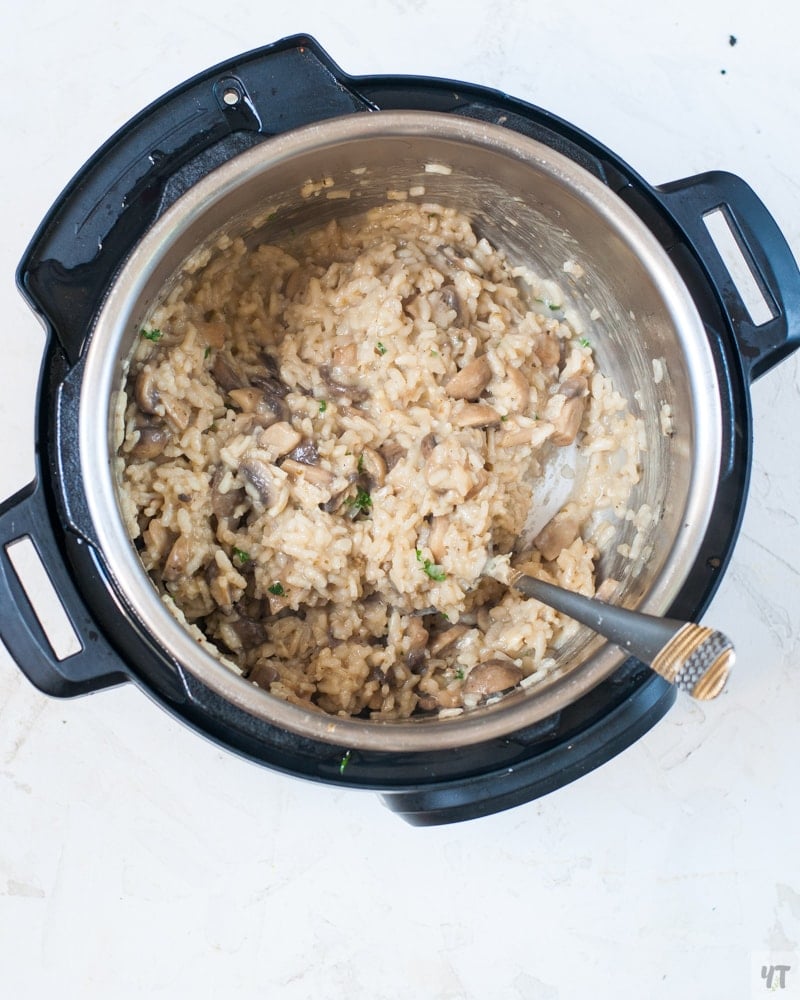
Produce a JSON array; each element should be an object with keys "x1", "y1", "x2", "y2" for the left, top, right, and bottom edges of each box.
[
  {"x1": 559, "y1": 375, "x2": 589, "y2": 399},
  {"x1": 281, "y1": 458, "x2": 334, "y2": 486},
  {"x1": 249, "y1": 660, "x2": 280, "y2": 687},
  {"x1": 258, "y1": 421, "x2": 302, "y2": 456},
  {"x1": 453, "y1": 402, "x2": 501, "y2": 428},
  {"x1": 444, "y1": 355, "x2": 492, "y2": 400},
  {"x1": 505, "y1": 366, "x2": 530, "y2": 412},
  {"x1": 224, "y1": 615, "x2": 268, "y2": 650},
  {"x1": 405, "y1": 617, "x2": 429, "y2": 672},
  {"x1": 358, "y1": 447, "x2": 387, "y2": 490},
  {"x1": 379, "y1": 441, "x2": 407, "y2": 471},
  {"x1": 239, "y1": 457, "x2": 276, "y2": 506},
  {"x1": 211, "y1": 352, "x2": 248, "y2": 392},
  {"x1": 211, "y1": 468, "x2": 246, "y2": 520},
  {"x1": 228, "y1": 386, "x2": 289, "y2": 427},
  {"x1": 420, "y1": 433, "x2": 438, "y2": 460},
  {"x1": 206, "y1": 561, "x2": 234, "y2": 612},
  {"x1": 283, "y1": 266, "x2": 307, "y2": 300},
  {"x1": 428, "y1": 516, "x2": 449, "y2": 563},
  {"x1": 161, "y1": 394, "x2": 192, "y2": 432},
  {"x1": 551, "y1": 398, "x2": 585, "y2": 446},
  {"x1": 134, "y1": 366, "x2": 160, "y2": 414},
  {"x1": 535, "y1": 332, "x2": 561, "y2": 368},
  {"x1": 287, "y1": 438, "x2": 319, "y2": 466},
  {"x1": 130, "y1": 423, "x2": 170, "y2": 460},
  {"x1": 439, "y1": 284, "x2": 463, "y2": 323},
  {"x1": 163, "y1": 535, "x2": 191, "y2": 582},
  {"x1": 428, "y1": 624, "x2": 469, "y2": 657},
  {"x1": 463, "y1": 659, "x2": 524, "y2": 698},
  {"x1": 465, "y1": 469, "x2": 490, "y2": 500},
  {"x1": 320, "y1": 346, "x2": 368, "y2": 401},
  {"x1": 534, "y1": 512, "x2": 582, "y2": 561}
]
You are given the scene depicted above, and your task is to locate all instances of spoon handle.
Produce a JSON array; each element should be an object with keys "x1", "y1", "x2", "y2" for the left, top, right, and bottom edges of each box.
[{"x1": 511, "y1": 574, "x2": 734, "y2": 700}]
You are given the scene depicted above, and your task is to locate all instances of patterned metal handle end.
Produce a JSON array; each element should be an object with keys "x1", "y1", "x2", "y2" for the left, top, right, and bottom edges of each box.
[{"x1": 651, "y1": 624, "x2": 734, "y2": 700}]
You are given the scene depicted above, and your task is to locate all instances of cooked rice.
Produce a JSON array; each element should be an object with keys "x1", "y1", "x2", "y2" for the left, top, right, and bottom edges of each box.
[{"x1": 116, "y1": 202, "x2": 642, "y2": 719}]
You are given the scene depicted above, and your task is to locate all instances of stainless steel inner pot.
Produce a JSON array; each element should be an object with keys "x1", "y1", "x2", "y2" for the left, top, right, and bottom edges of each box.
[{"x1": 80, "y1": 111, "x2": 721, "y2": 752}]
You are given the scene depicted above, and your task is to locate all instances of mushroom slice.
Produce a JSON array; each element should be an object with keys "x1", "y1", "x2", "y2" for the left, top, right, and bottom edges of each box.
[
  {"x1": 550, "y1": 396, "x2": 587, "y2": 447},
  {"x1": 287, "y1": 438, "x2": 320, "y2": 466},
  {"x1": 505, "y1": 366, "x2": 530, "y2": 412},
  {"x1": 428, "y1": 624, "x2": 469, "y2": 657},
  {"x1": 444, "y1": 355, "x2": 492, "y2": 400},
  {"x1": 405, "y1": 617, "x2": 429, "y2": 672},
  {"x1": 130, "y1": 423, "x2": 170, "y2": 460},
  {"x1": 163, "y1": 535, "x2": 192, "y2": 582},
  {"x1": 428, "y1": 516, "x2": 449, "y2": 562},
  {"x1": 228, "y1": 386, "x2": 289, "y2": 427},
  {"x1": 239, "y1": 457, "x2": 276, "y2": 506},
  {"x1": 453, "y1": 402, "x2": 501, "y2": 428},
  {"x1": 420, "y1": 433, "x2": 438, "y2": 460},
  {"x1": 211, "y1": 468, "x2": 246, "y2": 519},
  {"x1": 211, "y1": 352, "x2": 248, "y2": 392},
  {"x1": 535, "y1": 332, "x2": 561, "y2": 368},
  {"x1": 463, "y1": 659, "x2": 524, "y2": 698},
  {"x1": 281, "y1": 458, "x2": 334, "y2": 486},
  {"x1": 534, "y1": 512, "x2": 582, "y2": 562},
  {"x1": 358, "y1": 447, "x2": 387, "y2": 490},
  {"x1": 134, "y1": 366, "x2": 160, "y2": 415},
  {"x1": 259, "y1": 421, "x2": 302, "y2": 457}
]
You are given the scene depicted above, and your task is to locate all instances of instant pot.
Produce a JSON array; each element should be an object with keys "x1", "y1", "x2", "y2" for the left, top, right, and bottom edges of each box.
[{"x1": 2, "y1": 36, "x2": 798, "y2": 824}]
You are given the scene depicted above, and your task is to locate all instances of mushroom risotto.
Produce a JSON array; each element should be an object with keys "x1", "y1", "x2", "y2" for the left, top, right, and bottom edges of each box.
[{"x1": 116, "y1": 202, "x2": 643, "y2": 718}]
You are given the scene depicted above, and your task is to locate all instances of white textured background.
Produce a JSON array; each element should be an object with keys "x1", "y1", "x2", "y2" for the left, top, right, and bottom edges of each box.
[{"x1": 1, "y1": 2, "x2": 799, "y2": 998}]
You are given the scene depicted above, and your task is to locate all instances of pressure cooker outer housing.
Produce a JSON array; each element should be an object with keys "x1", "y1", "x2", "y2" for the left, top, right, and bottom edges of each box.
[{"x1": 3, "y1": 36, "x2": 799, "y2": 824}]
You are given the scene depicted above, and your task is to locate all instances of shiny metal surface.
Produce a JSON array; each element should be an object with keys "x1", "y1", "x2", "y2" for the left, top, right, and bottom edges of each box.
[{"x1": 80, "y1": 111, "x2": 722, "y2": 751}]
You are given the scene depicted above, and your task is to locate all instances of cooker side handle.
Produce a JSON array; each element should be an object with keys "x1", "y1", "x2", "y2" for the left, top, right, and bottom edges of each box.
[
  {"x1": 0, "y1": 480, "x2": 130, "y2": 697},
  {"x1": 17, "y1": 35, "x2": 375, "y2": 366},
  {"x1": 656, "y1": 171, "x2": 800, "y2": 381}
]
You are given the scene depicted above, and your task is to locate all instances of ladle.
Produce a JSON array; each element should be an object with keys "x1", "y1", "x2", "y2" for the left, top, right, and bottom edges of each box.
[{"x1": 504, "y1": 569, "x2": 734, "y2": 700}]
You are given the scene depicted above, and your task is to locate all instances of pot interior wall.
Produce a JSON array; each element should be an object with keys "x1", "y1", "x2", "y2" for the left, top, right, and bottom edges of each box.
[{"x1": 92, "y1": 113, "x2": 720, "y2": 749}]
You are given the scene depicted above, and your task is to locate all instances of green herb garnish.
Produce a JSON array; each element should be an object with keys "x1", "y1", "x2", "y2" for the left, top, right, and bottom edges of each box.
[
  {"x1": 140, "y1": 327, "x2": 162, "y2": 342},
  {"x1": 204, "y1": 346, "x2": 212, "y2": 359},
  {"x1": 549, "y1": 303, "x2": 562, "y2": 312},
  {"x1": 345, "y1": 487, "x2": 372, "y2": 513},
  {"x1": 339, "y1": 749, "x2": 352, "y2": 775},
  {"x1": 421, "y1": 559, "x2": 446, "y2": 582},
  {"x1": 268, "y1": 582, "x2": 285, "y2": 596},
  {"x1": 579, "y1": 337, "x2": 591, "y2": 348},
  {"x1": 318, "y1": 400, "x2": 327, "y2": 413},
  {"x1": 357, "y1": 453, "x2": 365, "y2": 472},
  {"x1": 500, "y1": 414, "x2": 509, "y2": 422},
  {"x1": 232, "y1": 547, "x2": 250, "y2": 565},
  {"x1": 375, "y1": 342, "x2": 387, "y2": 356},
  {"x1": 454, "y1": 667, "x2": 465, "y2": 680}
]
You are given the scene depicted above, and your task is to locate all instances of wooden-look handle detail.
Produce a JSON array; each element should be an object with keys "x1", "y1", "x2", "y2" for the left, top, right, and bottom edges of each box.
[{"x1": 650, "y1": 624, "x2": 734, "y2": 700}]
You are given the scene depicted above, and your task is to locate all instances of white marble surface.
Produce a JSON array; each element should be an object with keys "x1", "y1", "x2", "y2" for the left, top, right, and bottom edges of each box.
[{"x1": 1, "y1": 1, "x2": 799, "y2": 997}]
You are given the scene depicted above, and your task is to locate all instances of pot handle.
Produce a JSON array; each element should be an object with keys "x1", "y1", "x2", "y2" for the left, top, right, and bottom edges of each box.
[
  {"x1": 0, "y1": 479, "x2": 130, "y2": 697},
  {"x1": 656, "y1": 171, "x2": 800, "y2": 381},
  {"x1": 18, "y1": 35, "x2": 375, "y2": 366}
]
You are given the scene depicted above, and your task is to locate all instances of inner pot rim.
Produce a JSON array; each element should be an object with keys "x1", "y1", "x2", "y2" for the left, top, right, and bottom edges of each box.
[{"x1": 80, "y1": 110, "x2": 722, "y2": 752}]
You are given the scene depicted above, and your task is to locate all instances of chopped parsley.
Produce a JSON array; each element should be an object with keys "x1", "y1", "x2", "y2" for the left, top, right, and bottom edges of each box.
[
  {"x1": 375, "y1": 341, "x2": 387, "y2": 356},
  {"x1": 500, "y1": 414, "x2": 509, "y2": 422},
  {"x1": 339, "y1": 749, "x2": 352, "y2": 774},
  {"x1": 140, "y1": 327, "x2": 162, "y2": 342},
  {"x1": 318, "y1": 400, "x2": 327, "y2": 414},
  {"x1": 357, "y1": 453, "x2": 365, "y2": 472},
  {"x1": 267, "y1": 582, "x2": 285, "y2": 596},
  {"x1": 204, "y1": 346, "x2": 212, "y2": 359},
  {"x1": 549, "y1": 302, "x2": 562, "y2": 312},
  {"x1": 454, "y1": 667, "x2": 465, "y2": 680},
  {"x1": 232, "y1": 547, "x2": 250, "y2": 565},
  {"x1": 415, "y1": 549, "x2": 446, "y2": 581},
  {"x1": 345, "y1": 486, "x2": 372, "y2": 514},
  {"x1": 579, "y1": 337, "x2": 591, "y2": 348}
]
